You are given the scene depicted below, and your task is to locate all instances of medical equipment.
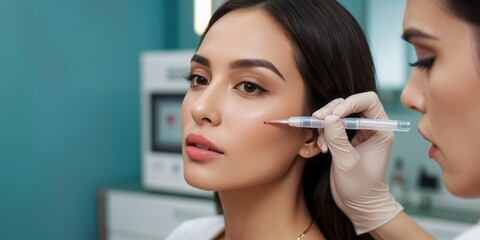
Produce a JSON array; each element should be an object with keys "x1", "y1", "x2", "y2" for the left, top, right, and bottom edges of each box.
[
  {"x1": 265, "y1": 116, "x2": 411, "y2": 132},
  {"x1": 141, "y1": 50, "x2": 211, "y2": 197}
]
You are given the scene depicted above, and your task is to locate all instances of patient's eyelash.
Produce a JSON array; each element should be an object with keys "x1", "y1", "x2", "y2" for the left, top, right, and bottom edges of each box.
[
  {"x1": 183, "y1": 73, "x2": 192, "y2": 81},
  {"x1": 183, "y1": 73, "x2": 209, "y2": 86},
  {"x1": 183, "y1": 73, "x2": 195, "y2": 82}
]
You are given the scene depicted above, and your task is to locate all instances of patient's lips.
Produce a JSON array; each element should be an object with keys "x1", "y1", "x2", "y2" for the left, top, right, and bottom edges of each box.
[{"x1": 185, "y1": 134, "x2": 223, "y2": 161}]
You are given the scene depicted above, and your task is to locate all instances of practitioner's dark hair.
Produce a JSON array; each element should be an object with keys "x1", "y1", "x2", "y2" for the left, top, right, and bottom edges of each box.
[
  {"x1": 442, "y1": 0, "x2": 480, "y2": 57},
  {"x1": 443, "y1": 0, "x2": 480, "y2": 26}
]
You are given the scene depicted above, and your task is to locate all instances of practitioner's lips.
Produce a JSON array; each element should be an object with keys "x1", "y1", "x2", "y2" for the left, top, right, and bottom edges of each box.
[{"x1": 418, "y1": 128, "x2": 437, "y2": 159}]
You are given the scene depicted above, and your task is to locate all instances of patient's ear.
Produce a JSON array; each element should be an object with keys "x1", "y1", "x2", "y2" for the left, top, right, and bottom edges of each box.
[{"x1": 298, "y1": 129, "x2": 321, "y2": 158}]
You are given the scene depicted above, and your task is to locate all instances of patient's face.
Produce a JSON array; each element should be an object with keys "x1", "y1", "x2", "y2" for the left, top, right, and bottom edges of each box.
[{"x1": 182, "y1": 9, "x2": 310, "y2": 191}]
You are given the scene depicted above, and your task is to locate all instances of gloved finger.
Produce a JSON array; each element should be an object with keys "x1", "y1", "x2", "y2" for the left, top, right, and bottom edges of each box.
[
  {"x1": 313, "y1": 98, "x2": 344, "y2": 153},
  {"x1": 316, "y1": 128, "x2": 329, "y2": 153},
  {"x1": 324, "y1": 115, "x2": 359, "y2": 172},
  {"x1": 312, "y1": 98, "x2": 344, "y2": 119},
  {"x1": 331, "y1": 91, "x2": 388, "y2": 120}
]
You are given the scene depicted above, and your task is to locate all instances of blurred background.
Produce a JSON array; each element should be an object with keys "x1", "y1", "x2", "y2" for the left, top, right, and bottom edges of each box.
[{"x1": 1, "y1": 0, "x2": 479, "y2": 240}]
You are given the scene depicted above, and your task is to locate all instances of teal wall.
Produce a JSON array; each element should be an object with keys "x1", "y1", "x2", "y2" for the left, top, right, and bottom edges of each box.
[
  {"x1": 0, "y1": 0, "x2": 198, "y2": 239},
  {"x1": 339, "y1": 0, "x2": 367, "y2": 29}
]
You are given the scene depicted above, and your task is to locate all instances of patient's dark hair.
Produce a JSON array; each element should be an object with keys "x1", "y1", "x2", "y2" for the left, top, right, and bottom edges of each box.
[{"x1": 200, "y1": 0, "x2": 377, "y2": 239}]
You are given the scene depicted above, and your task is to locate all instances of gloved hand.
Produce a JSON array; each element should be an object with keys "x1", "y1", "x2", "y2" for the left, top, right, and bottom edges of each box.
[{"x1": 314, "y1": 91, "x2": 403, "y2": 235}]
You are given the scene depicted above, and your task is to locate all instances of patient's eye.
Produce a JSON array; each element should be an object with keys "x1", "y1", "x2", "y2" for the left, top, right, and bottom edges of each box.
[
  {"x1": 184, "y1": 74, "x2": 209, "y2": 87},
  {"x1": 235, "y1": 81, "x2": 267, "y2": 96}
]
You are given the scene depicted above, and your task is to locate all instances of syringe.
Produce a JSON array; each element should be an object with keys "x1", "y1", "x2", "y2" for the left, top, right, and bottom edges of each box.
[{"x1": 265, "y1": 116, "x2": 411, "y2": 132}]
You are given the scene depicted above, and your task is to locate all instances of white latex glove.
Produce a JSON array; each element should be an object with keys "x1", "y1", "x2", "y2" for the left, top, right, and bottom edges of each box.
[{"x1": 314, "y1": 91, "x2": 403, "y2": 235}]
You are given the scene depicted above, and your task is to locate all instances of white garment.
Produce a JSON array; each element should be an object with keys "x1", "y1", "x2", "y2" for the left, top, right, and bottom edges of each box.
[
  {"x1": 454, "y1": 222, "x2": 480, "y2": 240},
  {"x1": 165, "y1": 215, "x2": 225, "y2": 240}
]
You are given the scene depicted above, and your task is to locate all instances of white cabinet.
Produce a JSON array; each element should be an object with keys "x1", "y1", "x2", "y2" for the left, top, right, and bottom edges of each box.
[{"x1": 98, "y1": 187, "x2": 216, "y2": 240}]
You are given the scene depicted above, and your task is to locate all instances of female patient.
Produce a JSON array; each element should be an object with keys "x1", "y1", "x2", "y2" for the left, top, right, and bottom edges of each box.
[{"x1": 167, "y1": 0, "x2": 378, "y2": 239}]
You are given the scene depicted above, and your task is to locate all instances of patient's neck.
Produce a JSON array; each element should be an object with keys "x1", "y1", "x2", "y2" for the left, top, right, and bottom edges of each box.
[{"x1": 216, "y1": 159, "x2": 321, "y2": 240}]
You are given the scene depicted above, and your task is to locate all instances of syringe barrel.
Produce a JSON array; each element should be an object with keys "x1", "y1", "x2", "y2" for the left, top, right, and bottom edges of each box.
[
  {"x1": 343, "y1": 118, "x2": 411, "y2": 132},
  {"x1": 288, "y1": 117, "x2": 410, "y2": 132}
]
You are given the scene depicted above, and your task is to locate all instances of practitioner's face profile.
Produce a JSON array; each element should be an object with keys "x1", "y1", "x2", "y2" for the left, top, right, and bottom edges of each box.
[
  {"x1": 181, "y1": 9, "x2": 318, "y2": 191},
  {"x1": 401, "y1": 0, "x2": 480, "y2": 197}
]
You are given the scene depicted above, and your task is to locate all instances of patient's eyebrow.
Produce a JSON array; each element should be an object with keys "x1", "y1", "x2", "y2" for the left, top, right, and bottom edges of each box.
[
  {"x1": 230, "y1": 58, "x2": 285, "y2": 80},
  {"x1": 191, "y1": 54, "x2": 210, "y2": 67},
  {"x1": 402, "y1": 28, "x2": 438, "y2": 43},
  {"x1": 191, "y1": 54, "x2": 285, "y2": 81}
]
